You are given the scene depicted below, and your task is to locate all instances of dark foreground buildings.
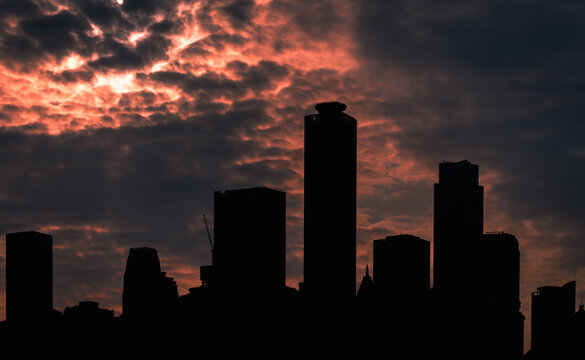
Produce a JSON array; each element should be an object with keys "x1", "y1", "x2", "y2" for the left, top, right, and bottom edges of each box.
[
  {"x1": 373, "y1": 234, "x2": 430, "y2": 304},
  {"x1": 303, "y1": 101, "x2": 357, "y2": 301},
  {"x1": 6, "y1": 231, "x2": 53, "y2": 326},
  {"x1": 2, "y1": 102, "x2": 583, "y2": 359},
  {"x1": 213, "y1": 186, "x2": 286, "y2": 297},
  {"x1": 122, "y1": 247, "x2": 178, "y2": 321},
  {"x1": 527, "y1": 281, "x2": 576, "y2": 358},
  {"x1": 434, "y1": 160, "x2": 484, "y2": 294}
]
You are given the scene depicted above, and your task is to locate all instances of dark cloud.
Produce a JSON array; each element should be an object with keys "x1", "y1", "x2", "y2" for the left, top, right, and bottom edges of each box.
[
  {"x1": 122, "y1": 0, "x2": 178, "y2": 16},
  {"x1": 70, "y1": 0, "x2": 135, "y2": 35},
  {"x1": 0, "y1": 8, "x2": 96, "y2": 67},
  {"x1": 47, "y1": 68, "x2": 96, "y2": 83},
  {"x1": 19, "y1": 10, "x2": 91, "y2": 55},
  {"x1": 148, "y1": 70, "x2": 247, "y2": 98},
  {"x1": 148, "y1": 60, "x2": 289, "y2": 99},
  {"x1": 89, "y1": 33, "x2": 171, "y2": 71},
  {"x1": 220, "y1": 0, "x2": 256, "y2": 29},
  {"x1": 0, "y1": 0, "x2": 40, "y2": 19},
  {"x1": 268, "y1": 0, "x2": 352, "y2": 39},
  {"x1": 148, "y1": 19, "x2": 182, "y2": 35}
]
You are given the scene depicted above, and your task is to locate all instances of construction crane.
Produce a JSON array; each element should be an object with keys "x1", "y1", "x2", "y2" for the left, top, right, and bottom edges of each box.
[
  {"x1": 201, "y1": 214, "x2": 215, "y2": 287},
  {"x1": 202, "y1": 214, "x2": 214, "y2": 264}
]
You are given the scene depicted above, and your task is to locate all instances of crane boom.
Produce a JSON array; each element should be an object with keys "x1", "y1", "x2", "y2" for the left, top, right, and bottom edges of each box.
[{"x1": 202, "y1": 214, "x2": 214, "y2": 262}]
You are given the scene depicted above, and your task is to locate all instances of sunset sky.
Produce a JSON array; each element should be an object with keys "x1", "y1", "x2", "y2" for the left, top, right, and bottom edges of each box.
[{"x1": 1, "y1": 0, "x2": 585, "y2": 348}]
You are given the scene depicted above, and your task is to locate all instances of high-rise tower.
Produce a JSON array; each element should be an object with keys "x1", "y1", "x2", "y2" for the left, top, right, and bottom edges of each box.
[
  {"x1": 303, "y1": 101, "x2": 357, "y2": 300},
  {"x1": 433, "y1": 160, "x2": 483, "y2": 292}
]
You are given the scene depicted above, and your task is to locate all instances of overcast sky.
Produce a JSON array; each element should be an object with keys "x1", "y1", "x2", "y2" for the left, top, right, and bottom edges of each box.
[{"x1": 1, "y1": 0, "x2": 584, "y2": 348}]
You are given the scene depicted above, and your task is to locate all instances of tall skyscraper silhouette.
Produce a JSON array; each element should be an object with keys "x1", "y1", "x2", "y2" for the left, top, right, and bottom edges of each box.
[
  {"x1": 433, "y1": 160, "x2": 483, "y2": 292},
  {"x1": 303, "y1": 101, "x2": 357, "y2": 300},
  {"x1": 6, "y1": 231, "x2": 53, "y2": 325},
  {"x1": 122, "y1": 247, "x2": 178, "y2": 321},
  {"x1": 373, "y1": 234, "x2": 430, "y2": 303},
  {"x1": 214, "y1": 186, "x2": 286, "y2": 296}
]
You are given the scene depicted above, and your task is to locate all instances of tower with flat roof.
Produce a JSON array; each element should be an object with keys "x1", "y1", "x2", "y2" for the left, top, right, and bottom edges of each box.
[
  {"x1": 214, "y1": 186, "x2": 286, "y2": 296},
  {"x1": 433, "y1": 160, "x2": 483, "y2": 293},
  {"x1": 6, "y1": 231, "x2": 53, "y2": 325},
  {"x1": 303, "y1": 101, "x2": 357, "y2": 300}
]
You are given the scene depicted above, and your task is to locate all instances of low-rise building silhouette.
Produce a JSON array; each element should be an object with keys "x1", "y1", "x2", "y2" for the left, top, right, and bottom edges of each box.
[
  {"x1": 373, "y1": 234, "x2": 430, "y2": 304},
  {"x1": 122, "y1": 247, "x2": 178, "y2": 321}
]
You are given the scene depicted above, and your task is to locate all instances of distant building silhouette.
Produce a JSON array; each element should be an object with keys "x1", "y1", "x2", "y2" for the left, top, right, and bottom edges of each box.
[
  {"x1": 357, "y1": 265, "x2": 374, "y2": 300},
  {"x1": 477, "y1": 232, "x2": 525, "y2": 358},
  {"x1": 433, "y1": 160, "x2": 483, "y2": 293},
  {"x1": 373, "y1": 234, "x2": 430, "y2": 304},
  {"x1": 214, "y1": 186, "x2": 286, "y2": 296},
  {"x1": 478, "y1": 233, "x2": 521, "y2": 309},
  {"x1": 122, "y1": 247, "x2": 178, "y2": 321},
  {"x1": 6, "y1": 231, "x2": 53, "y2": 325},
  {"x1": 530, "y1": 281, "x2": 576, "y2": 356},
  {"x1": 303, "y1": 101, "x2": 357, "y2": 300},
  {"x1": 63, "y1": 301, "x2": 114, "y2": 332}
]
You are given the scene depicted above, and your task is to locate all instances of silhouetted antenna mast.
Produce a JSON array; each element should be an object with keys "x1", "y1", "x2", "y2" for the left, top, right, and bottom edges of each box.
[{"x1": 203, "y1": 214, "x2": 214, "y2": 264}]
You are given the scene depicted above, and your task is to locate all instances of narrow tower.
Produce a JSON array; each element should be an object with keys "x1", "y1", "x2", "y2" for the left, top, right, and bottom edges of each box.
[
  {"x1": 433, "y1": 160, "x2": 483, "y2": 293},
  {"x1": 303, "y1": 101, "x2": 357, "y2": 300}
]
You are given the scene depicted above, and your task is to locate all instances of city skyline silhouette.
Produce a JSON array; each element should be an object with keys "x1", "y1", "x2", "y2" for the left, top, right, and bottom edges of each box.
[
  {"x1": 1, "y1": 1, "x2": 585, "y2": 357},
  {"x1": 1, "y1": 102, "x2": 583, "y2": 358}
]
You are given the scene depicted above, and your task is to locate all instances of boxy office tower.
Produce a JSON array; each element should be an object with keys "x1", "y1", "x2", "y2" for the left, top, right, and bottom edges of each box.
[
  {"x1": 433, "y1": 160, "x2": 483, "y2": 293},
  {"x1": 303, "y1": 102, "x2": 357, "y2": 300},
  {"x1": 214, "y1": 187, "x2": 286, "y2": 296},
  {"x1": 6, "y1": 231, "x2": 53, "y2": 324}
]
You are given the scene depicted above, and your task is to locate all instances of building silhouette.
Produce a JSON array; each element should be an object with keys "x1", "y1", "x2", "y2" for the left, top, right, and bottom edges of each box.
[
  {"x1": 373, "y1": 234, "x2": 430, "y2": 303},
  {"x1": 213, "y1": 186, "x2": 286, "y2": 296},
  {"x1": 303, "y1": 101, "x2": 357, "y2": 300},
  {"x1": 477, "y1": 232, "x2": 525, "y2": 358},
  {"x1": 122, "y1": 247, "x2": 178, "y2": 321},
  {"x1": 357, "y1": 265, "x2": 374, "y2": 300},
  {"x1": 63, "y1": 301, "x2": 114, "y2": 332},
  {"x1": 6, "y1": 231, "x2": 53, "y2": 326},
  {"x1": 529, "y1": 280, "x2": 576, "y2": 357},
  {"x1": 4, "y1": 101, "x2": 585, "y2": 359},
  {"x1": 434, "y1": 160, "x2": 483, "y2": 293}
]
